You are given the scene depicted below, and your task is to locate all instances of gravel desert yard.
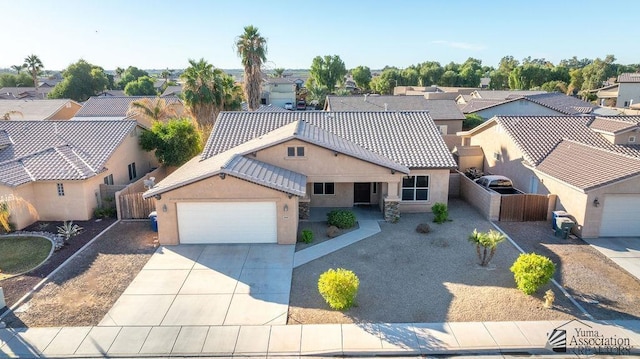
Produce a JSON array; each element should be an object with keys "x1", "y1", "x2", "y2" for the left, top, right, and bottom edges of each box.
[
  {"x1": 3, "y1": 221, "x2": 157, "y2": 328},
  {"x1": 289, "y1": 199, "x2": 583, "y2": 324}
]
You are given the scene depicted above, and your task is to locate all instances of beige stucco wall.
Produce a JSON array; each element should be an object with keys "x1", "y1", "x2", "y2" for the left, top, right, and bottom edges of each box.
[
  {"x1": 459, "y1": 172, "x2": 501, "y2": 221},
  {"x1": 398, "y1": 169, "x2": 450, "y2": 212},
  {"x1": 616, "y1": 83, "x2": 640, "y2": 108},
  {"x1": 1, "y1": 127, "x2": 157, "y2": 229},
  {"x1": 154, "y1": 175, "x2": 298, "y2": 245},
  {"x1": 582, "y1": 175, "x2": 640, "y2": 238}
]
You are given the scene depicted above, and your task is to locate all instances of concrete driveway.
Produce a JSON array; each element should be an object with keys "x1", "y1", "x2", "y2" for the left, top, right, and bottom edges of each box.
[
  {"x1": 584, "y1": 237, "x2": 640, "y2": 281},
  {"x1": 100, "y1": 244, "x2": 294, "y2": 326}
]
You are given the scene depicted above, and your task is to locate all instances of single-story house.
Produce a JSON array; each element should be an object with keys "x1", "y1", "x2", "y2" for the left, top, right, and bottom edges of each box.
[
  {"x1": 0, "y1": 87, "x2": 53, "y2": 100},
  {"x1": 144, "y1": 111, "x2": 457, "y2": 245},
  {"x1": 457, "y1": 115, "x2": 640, "y2": 238},
  {"x1": 0, "y1": 120, "x2": 158, "y2": 229},
  {"x1": 460, "y1": 92, "x2": 619, "y2": 118},
  {"x1": 0, "y1": 99, "x2": 81, "y2": 120}
]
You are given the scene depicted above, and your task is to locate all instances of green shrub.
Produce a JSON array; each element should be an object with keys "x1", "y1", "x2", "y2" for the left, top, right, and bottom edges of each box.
[
  {"x1": 327, "y1": 210, "x2": 356, "y2": 229},
  {"x1": 93, "y1": 207, "x2": 116, "y2": 219},
  {"x1": 510, "y1": 253, "x2": 556, "y2": 295},
  {"x1": 432, "y1": 202, "x2": 449, "y2": 224},
  {"x1": 318, "y1": 268, "x2": 359, "y2": 310},
  {"x1": 301, "y1": 229, "x2": 314, "y2": 244}
]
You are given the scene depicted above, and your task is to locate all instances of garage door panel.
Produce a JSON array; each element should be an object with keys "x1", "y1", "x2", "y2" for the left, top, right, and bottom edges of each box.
[
  {"x1": 177, "y1": 202, "x2": 277, "y2": 244},
  {"x1": 600, "y1": 195, "x2": 640, "y2": 237}
]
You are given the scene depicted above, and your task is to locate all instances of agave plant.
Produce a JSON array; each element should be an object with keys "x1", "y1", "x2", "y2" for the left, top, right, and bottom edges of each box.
[{"x1": 57, "y1": 221, "x2": 83, "y2": 241}]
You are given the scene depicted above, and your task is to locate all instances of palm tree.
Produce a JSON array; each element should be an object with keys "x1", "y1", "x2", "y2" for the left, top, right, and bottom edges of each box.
[
  {"x1": 11, "y1": 64, "x2": 25, "y2": 74},
  {"x1": 180, "y1": 58, "x2": 225, "y2": 127},
  {"x1": 1, "y1": 110, "x2": 23, "y2": 120},
  {"x1": 235, "y1": 25, "x2": 267, "y2": 111},
  {"x1": 161, "y1": 68, "x2": 173, "y2": 81},
  {"x1": 127, "y1": 97, "x2": 178, "y2": 124},
  {"x1": 468, "y1": 229, "x2": 506, "y2": 267},
  {"x1": 24, "y1": 54, "x2": 44, "y2": 92},
  {"x1": 271, "y1": 68, "x2": 285, "y2": 78}
]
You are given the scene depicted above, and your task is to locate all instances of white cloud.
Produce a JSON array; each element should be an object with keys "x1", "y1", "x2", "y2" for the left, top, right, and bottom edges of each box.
[{"x1": 431, "y1": 40, "x2": 486, "y2": 51}]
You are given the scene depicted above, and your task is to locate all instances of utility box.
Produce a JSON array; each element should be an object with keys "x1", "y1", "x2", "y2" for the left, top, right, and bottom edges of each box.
[
  {"x1": 552, "y1": 210, "x2": 569, "y2": 230},
  {"x1": 149, "y1": 211, "x2": 158, "y2": 232},
  {"x1": 555, "y1": 217, "x2": 575, "y2": 239}
]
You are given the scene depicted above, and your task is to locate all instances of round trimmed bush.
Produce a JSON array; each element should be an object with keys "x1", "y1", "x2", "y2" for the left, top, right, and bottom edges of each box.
[
  {"x1": 318, "y1": 268, "x2": 359, "y2": 310},
  {"x1": 327, "y1": 210, "x2": 356, "y2": 229},
  {"x1": 510, "y1": 253, "x2": 556, "y2": 295}
]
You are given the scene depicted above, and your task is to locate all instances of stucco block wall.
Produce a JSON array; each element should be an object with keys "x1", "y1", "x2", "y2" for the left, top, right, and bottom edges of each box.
[
  {"x1": 155, "y1": 176, "x2": 298, "y2": 245},
  {"x1": 616, "y1": 83, "x2": 640, "y2": 108},
  {"x1": 398, "y1": 169, "x2": 450, "y2": 213},
  {"x1": 459, "y1": 173, "x2": 501, "y2": 221},
  {"x1": 582, "y1": 176, "x2": 640, "y2": 238},
  {"x1": 435, "y1": 120, "x2": 463, "y2": 134},
  {"x1": 0, "y1": 184, "x2": 37, "y2": 230},
  {"x1": 476, "y1": 100, "x2": 561, "y2": 119},
  {"x1": 49, "y1": 102, "x2": 81, "y2": 120}
]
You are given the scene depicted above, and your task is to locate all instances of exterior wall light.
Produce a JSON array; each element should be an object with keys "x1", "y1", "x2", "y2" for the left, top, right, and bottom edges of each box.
[{"x1": 593, "y1": 198, "x2": 600, "y2": 207}]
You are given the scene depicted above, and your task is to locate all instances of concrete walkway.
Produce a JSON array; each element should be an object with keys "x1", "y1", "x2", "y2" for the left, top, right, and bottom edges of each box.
[
  {"x1": 584, "y1": 237, "x2": 640, "y2": 281},
  {"x1": 1, "y1": 320, "x2": 638, "y2": 357},
  {"x1": 293, "y1": 220, "x2": 381, "y2": 268},
  {"x1": 100, "y1": 244, "x2": 294, "y2": 327}
]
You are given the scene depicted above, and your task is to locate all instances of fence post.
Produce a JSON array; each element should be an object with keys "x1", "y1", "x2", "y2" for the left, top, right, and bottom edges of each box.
[
  {"x1": 546, "y1": 194, "x2": 557, "y2": 222},
  {"x1": 115, "y1": 189, "x2": 123, "y2": 220}
]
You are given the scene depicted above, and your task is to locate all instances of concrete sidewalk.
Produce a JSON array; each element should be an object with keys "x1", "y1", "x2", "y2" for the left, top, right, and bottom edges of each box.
[{"x1": 1, "y1": 320, "x2": 638, "y2": 357}]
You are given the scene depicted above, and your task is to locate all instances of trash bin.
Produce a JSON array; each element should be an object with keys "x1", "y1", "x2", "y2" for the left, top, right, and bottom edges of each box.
[
  {"x1": 554, "y1": 217, "x2": 575, "y2": 239},
  {"x1": 552, "y1": 210, "x2": 569, "y2": 230},
  {"x1": 149, "y1": 211, "x2": 158, "y2": 232}
]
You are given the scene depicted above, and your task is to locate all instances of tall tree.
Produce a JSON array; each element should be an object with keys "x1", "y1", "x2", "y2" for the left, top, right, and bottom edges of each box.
[
  {"x1": 160, "y1": 68, "x2": 173, "y2": 81},
  {"x1": 117, "y1": 66, "x2": 148, "y2": 89},
  {"x1": 124, "y1": 76, "x2": 157, "y2": 96},
  {"x1": 11, "y1": 64, "x2": 25, "y2": 74},
  {"x1": 24, "y1": 54, "x2": 43, "y2": 92},
  {"x1": 309, "y1": 55, "x2": 347, "y2": 93},
  {"x1": 418, "y1": 61, "x2": 444, "y2": 86},
  {"x1": 48, "y1": 59, "x2": 109, "y2": 102},
  {"x1": 139, "y1": 118, "x2": 202, "y2": 167},
  {"x1": 235, "y1": 25, "x2": 267, "y2": 111},
  {"x1": 351, "y1": 65, "x2": 372, "y2": 92},
  {"x1": 127, "y1": 97, "x2": 179, "y2": 123},
  {"x1": 271, "y1": 68, "x2": 285, "y2": 78}
]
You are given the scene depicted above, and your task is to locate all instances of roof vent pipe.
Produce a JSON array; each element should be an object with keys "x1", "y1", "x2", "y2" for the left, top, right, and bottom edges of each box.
[
  {"x1": 384, "y1": 103, "x2": 388, "y2": 112},
  {"x1": 364, "y1": 94, "x2": 368, "y2": 102}
]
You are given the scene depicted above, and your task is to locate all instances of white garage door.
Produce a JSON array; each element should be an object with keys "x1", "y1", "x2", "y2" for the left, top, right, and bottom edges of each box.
[
  {"x1": 600, "y1": 195, "x2": 640, "y2": 237},
  {"x1": 177, "y1": 202, "x2": 277, "y2": 244}
]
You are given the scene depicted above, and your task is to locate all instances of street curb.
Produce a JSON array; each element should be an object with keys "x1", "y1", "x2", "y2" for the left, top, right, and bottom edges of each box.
[{"x1": 0, "y1": 220, "x2": 121, "y2": 322}]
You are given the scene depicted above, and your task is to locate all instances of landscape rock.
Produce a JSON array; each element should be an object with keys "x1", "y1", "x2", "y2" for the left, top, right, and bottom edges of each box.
[
  {"x1": 327, "y1": 225, "x2": 340, "y2": 238},
  {"x1": 416, "y1": 223, "x2": 430, "y2": 234}
]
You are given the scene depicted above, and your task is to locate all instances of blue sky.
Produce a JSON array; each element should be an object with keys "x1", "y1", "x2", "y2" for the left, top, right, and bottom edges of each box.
[{"x1": 2, "y1": 0, "x2": 639, "y2": 71}]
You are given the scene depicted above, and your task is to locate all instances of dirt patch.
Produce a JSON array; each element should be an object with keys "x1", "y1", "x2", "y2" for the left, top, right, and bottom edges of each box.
[
  {"x1": 498, "y1": 221, "x2": 640, "y2": 321},
  {"x1": 289, "y1": 199, "x2": 582, "y2": 324},
  {"x1": 2, "y1": 221, "x2": 157, "y2": 327},
  {"x1": 295, "y1": 221, "x2": 359, "y2": 252},
  {"x1": 0, "y1": 218, "x2": 116, "y2": 311}
]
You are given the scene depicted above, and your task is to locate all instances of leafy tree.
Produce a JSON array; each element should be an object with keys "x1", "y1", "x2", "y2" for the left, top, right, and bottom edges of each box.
[
  {"x1": 418, "y1": 61, "x2": 444, "y2": 86},
  {"x1": 235, "y1": 25, "x2": 267, "y2": 111},
  {"x1": 0, "y1": 73, "x2": 34, "y2": 87},
  {"x1": 117, "y1": 66, "x2": 149, "y2": 89},
  {"x1": 48, "y1": 59, "x2": 109, "y2": 102},
  {"x1": 10, "y1": 64, "x2": 25, "y2": 74},
  {"x1": 468, "y1": 229, "x2": 506, "y2": 266},
  {"x1": 181, "y1": 58, "x2": 240, "y2": 127},
  {"x1": 271, "y1": 68, "x2": 285, "y2": 78},
  {"x1": 541, "y1": 80, "x2": 568, "y2": 93},
  {"x1": 370, "y1": 68, "x2": 402, "y2": 94},
  {"x1": 124, "y1": 76, "x2": 157, "y2": 96},
  {"x1": 139, "y1": 118, "x2": 202, "y2": 167},
  {"x1": 24, "y1": 54, "x2": 44, "y2": 92},
  {"x1": 127, "y1": 97, "x2": 178, "y2": 123},
  {"x1": 489, "y1": 69, "x2": 509, "y2": 90},
  {"x1": 309, "y1": 55, "x2": 347, "y2": 93},
  {"x1": 305, "y1": 78, "x2": 329, "y2": 108},
  {"x1": 351, "y1": 65, "x2": 371, "y2": 91},
  {"x1": 463, "y1": 114, "x2": 484, "y2": 130},
  {"x1": 439, "y1": 70, "x2": 459, "y2": 87}
]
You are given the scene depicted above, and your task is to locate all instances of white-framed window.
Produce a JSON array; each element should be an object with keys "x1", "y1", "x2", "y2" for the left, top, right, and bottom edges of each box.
[
  {"x1": 103, "y1": 174, "x2": 114, "y2": 185},
  {"x1": 287, "y1": 146, "x2": 305, "y2": 157},
  {"x1": 493, "y1": 152, "x2": 502, "y2": 161},
  {"x1": 56, "y1": 183, "x2": 65, "y2": 196},
  {"x1": 629, "y1": 135, "x2": 636, "y2": 143},
  {"x1": 402, "y1": 176, "x2": 429, "y2": 201},
  {"x1": 128, "y1": 163, "x2": 137, "y2": 180},
  {"x1": 438, "y1": 125, "x2": 448, "y2": 135},
  {"x1": 313, "y1": 182, "x2": 335, "y2": 195}
]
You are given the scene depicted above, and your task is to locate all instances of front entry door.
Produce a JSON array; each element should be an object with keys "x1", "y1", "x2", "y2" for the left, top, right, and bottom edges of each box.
[{"x1": 354, "y1": 183, "x2": 371, "y2": 204}]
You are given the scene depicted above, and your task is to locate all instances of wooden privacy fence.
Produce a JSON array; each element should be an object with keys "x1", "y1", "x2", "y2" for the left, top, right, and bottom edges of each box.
[
  {"x1": 119, "y1": 192, "x2": 156, "y2": 219},
  {"x1": 499, "y1": 194, "x2": 549, "y2": 222}
]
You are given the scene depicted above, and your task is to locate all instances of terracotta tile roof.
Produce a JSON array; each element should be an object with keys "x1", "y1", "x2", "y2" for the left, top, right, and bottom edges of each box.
[
  {"x1": 0, "y1": 120, "x2": 137, "y2": 187},
  {"x1": 589, "y1": 116, "x2": 640, "y2": 134},
  {"x1": 617, "y1": 73, "x2": 640, "y2": 83},
  {"x1": 204, "y1": 111, "x2": 456, "y2": 169},
  {"x1": 75, "y1": 96, "x2": 182, "y2": 117},
  {"x1": 536, "y1": 140, "x2": 640, "y2": 191},
  {"x1": 461, "y1": 98, "x2": 518, "y2": 113},
  {"x1": 524, "y1": 93, "x2": 596, "y2": 115},
  {"x1": 0, "y1": 130, "x2": 10, "y2": 148},
  {"x1": 0, "y1": 99, "x2": 80, "y2": 120}
]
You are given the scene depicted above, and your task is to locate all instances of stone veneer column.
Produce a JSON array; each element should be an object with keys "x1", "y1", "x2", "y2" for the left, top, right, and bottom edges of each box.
[
  {"x1": 298, "y1": 199, "x2": 310, "y2": 220},
  {"x1": 383, "y1": 197, "x2": 400, "y2": 223}
]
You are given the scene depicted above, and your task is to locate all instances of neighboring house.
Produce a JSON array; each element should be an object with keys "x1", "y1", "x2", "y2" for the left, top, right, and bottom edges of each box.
[
  {"x1": 240, "y1": 103, "x2": 289, "y2": 112},
  {"x1": 95, "y1": 90, "x2": 126, "y2": 97},
  {"x1": 0, "y1": 99, "x2": 81, "y2": 120},
  {"x1": 161, "y1": 85, "x2": 182, "y2": 97},
  {"x1": 458, "y1": 115, "x2": 640, "y2": 238},
  {"x1": 74, "y1": 95, "x2": 184, "y2": 127},
  {"x1": 458, "y1": 90, "x2": 547, "y2": 103},
  {"x1": 616, "y1": 73, "x2": 640, "y2": 108},
  {"x1": 324, "y1": 95, "x2": 464, "y2": 135},
  {"x1": 0, "y1": 87, "x2": 53, "y2": 100},
  {"x1": 261, "y1": 78, "x2": 296, "y2": 108},
  {"x1": 393, "y1": 86, "x2": 477, "y2": 100},
  {"x1": 144, "y1": 111, "x2": 456, "y2": 245},
  {"x1": 595, "y1": 84, "x2": 619, "y2": 107},
  {"x1": 0, "y1": 120, "x2": 158, "y2": 229},
  {"x1": 460, "y1": 92, "x2": 618, "y2": 119}
]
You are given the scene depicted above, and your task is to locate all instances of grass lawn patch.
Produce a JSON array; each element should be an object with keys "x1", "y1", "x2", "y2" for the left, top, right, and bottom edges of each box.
[{"x1": 0, "y1": 236, "x2": 52, "y2": 280}]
